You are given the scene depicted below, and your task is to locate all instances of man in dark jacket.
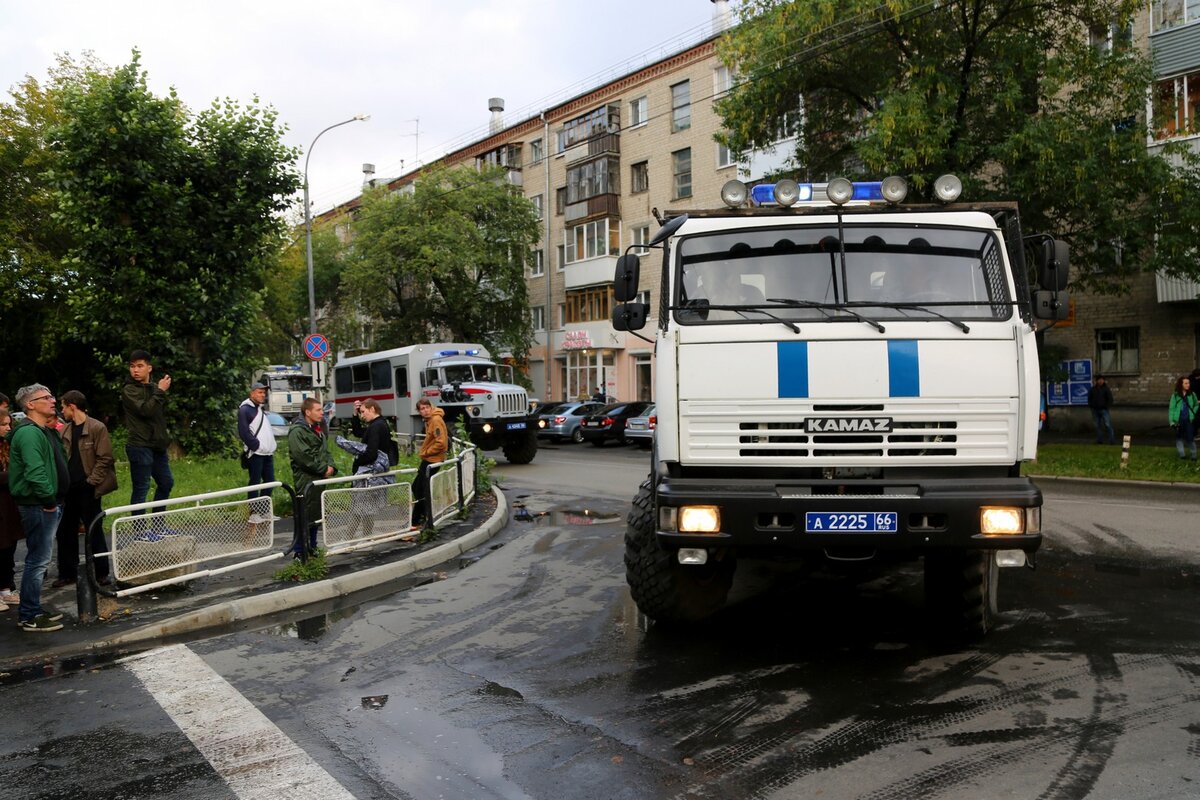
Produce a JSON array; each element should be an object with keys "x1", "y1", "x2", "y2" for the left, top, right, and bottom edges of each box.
[
  {"x1": 8, "y1": 383, "x2": 69, "y2": 632},
  {"x1": 57, "y1": 390, "x2": 118, "y2": 587},
  {"x1": 1087, "y1": 374, "x2": 1116, "y2": 445},
  {"x1": 288, "y1": 397, "x2": 336, "y2": 556},
  {"x1": 122, "y1": 349, "x2": 174, "y2": 511}
]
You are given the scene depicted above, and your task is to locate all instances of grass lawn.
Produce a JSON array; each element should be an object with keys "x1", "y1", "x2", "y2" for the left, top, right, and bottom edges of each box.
[{"x1": 1026, "y1": 443, "x2": 1200, "y2": 484}]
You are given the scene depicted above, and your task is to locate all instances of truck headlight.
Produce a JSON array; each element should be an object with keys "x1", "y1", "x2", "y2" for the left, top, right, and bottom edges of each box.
[
  {"x1": 482, "y1": 422, "x2": 493, "y2": 434},
  {"x1": 679, "y1": 505, "x2": 721, "y2": 533},
  {"x1": 980, "y1": 506, "x2": 1024, "y2": 535}
]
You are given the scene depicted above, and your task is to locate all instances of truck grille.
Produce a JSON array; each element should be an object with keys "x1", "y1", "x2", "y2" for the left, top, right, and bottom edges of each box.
[
  {"x1": 680, "y1": 401, "x2": 1017, "y2": 464},
  {"x1": 496, "y1": 390, "x2": 528, "y2": 416}
]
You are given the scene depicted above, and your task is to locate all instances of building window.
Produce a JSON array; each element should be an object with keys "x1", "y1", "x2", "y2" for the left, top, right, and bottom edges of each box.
[
  {"x1": 1096, "y1": 327, "x2": 1139, "y2": 374},
  {"x1": 717, "y1": 142, "x2": 736, "y2": 169},
  {"x1": 565, "y1": 219, "x2": 620, "y2": 264},
  {"x1": 1153, "y1": 70, "x2": 1200, "y2": 140},
  {"x1": 635, "y1": 289, "x2": 651, "y2": 306},
  {"x1": 556, "y1": 244, "x2": 565, "y2": 272},
  {"x1": 558, "y1": 303, "x2": 566, "y2": 327},
  {"x1": 632, "y1": 224, "x2": 650, "y2": 254},
  {"x1": 531, "y1": 305, "x2": 545, "y2": 331},
  {"x1": 671, "y1": 80, "x2": 691, "y2": 132},
  {"x1": 631, "y1": 161, "x2": 649, "y2": 194},
  {"x1": 566, "y1": 157, "x2": 620, "y2": 203},
  {"x1": 672, "y1": 148, "x2": 692, "y2": 199},
  {"x1": 555, "y1": 187, "x2": 567, "y2": 215},
  {"x1": 530, "y1": 138, "x2": 543, "y2": 163},
  {"x1": 531, "y1": 193, "x2": 543, "y2": 221},
  {"x1": 630, "y1": 96, "x2": 648, "y2": 127},
  {"x1": 1089, "y1": 20, "x2": 1132, "y2": 54},
  {"x1": 1153, "y1": 0, "x2": 1200, "y2": 31},
  {"x1": 557, "y1": 104, "x2": 620, "y2": 152},
  {"x1": 529, "y1": 250, "x2": 545, "y2": 277},
  {"x1": 713, "y1": 65, "x2": 732, "y2": 99},
  {"x1": 566, "y1": 286, "x2": 615, "y2": 323}
]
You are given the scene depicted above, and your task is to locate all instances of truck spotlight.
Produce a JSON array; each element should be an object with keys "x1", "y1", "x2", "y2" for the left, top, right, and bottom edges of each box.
[
  {"x1": 469, "y1": 405, "x2": 481, "y2": 417},
  {"x1": 677, "y1": 548, "x2": 709, "y2": 565},
  {"x1": 995, "y1": 550, "x2": 1027, "y2": 568},
  {"x1": 537, "y1": 418, "x2": 547, "y2": 429},
  {"x1": 980, "y1": 506, "x2": 1024, "y2": 535},
  {"x1": 679, "y1": 505, "x2": 721, "y2": 533},
  {"x1": 721, "y1": 179, "x2": 748, "y2": 208},
  {"x1": 482, "y1": 422, "x2": 493, "y2": 434},
  {"x1": 774, "y1": 179, "x2": 801, "y2": 207},
  {"x1": 826, "y1": 177, "x2": 853, "y2": 205},
  {"x1": 933, "y1": 174, "x2": 963, "y2": 203},
  {"x1": 880, "y1": 175, "x2": 908, "y2": 204}
]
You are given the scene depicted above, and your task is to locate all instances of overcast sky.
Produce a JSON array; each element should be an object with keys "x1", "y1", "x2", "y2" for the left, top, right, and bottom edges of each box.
[{"x1": 1, "y1": 1, "x2": 726, "y2": 216}]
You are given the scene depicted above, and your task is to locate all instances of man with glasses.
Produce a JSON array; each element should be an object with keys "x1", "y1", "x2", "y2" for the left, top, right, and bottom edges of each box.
[
  {"x1": 8, "y1": 384, "x2": 69, "y2": 632},
  {"x1": 122, "y1": 349, "x2": 174, "y2": 514}
]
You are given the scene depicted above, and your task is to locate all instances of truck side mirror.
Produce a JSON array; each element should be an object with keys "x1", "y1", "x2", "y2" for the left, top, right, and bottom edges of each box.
[
  {"x1": 1036, "y1": 239, "x2": 1070, "y2": 291},
  {"x1": 1033, "y1": 290, "x2": 1069, "y2": 320},
  {"x1": 612, "y1": 302, "x2": 649, "y2": 331},
  {"x1": 614, "y1": 254, "x2": 641, "y2": 302}
]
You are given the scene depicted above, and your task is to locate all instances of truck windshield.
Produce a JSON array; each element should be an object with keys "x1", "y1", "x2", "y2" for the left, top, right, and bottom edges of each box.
[
  {"x1": 440, "y1": 363, "x2": 510, "y2": 383},
  {"x1": 675, "y1": 224, "x2": 1012, "y2": 325}
]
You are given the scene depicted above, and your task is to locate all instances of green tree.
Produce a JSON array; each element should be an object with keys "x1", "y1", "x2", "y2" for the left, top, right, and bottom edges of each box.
[
  {"x1": 345, "y1": 164, "x2": 540, "y2": 357},
  {"x1": 0, "y1": 55, "x2": 108, "y2": 401},
  {"x1": 49, "y1": 52, "x2": 300, "y2": 454},
  {"x1": 717, "y1": 0, "x2": 1200, "y2": 290}
]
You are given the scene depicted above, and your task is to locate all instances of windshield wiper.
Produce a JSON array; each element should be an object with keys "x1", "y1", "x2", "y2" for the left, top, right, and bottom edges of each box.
[
  {"x1": 767, "y1": 297, "x2": 886, "y2": 333},
  {"x1": 673, "y1": 302, "x2": 800, "y2": 333},
  {"x1": 852, "y1": 302, "x2": 971, "y2": 333}
]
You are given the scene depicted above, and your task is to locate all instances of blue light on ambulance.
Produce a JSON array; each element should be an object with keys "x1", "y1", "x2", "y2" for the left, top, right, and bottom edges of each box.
[{"x1": 751, "y1": 183, "x2": 814, "y2": 206}]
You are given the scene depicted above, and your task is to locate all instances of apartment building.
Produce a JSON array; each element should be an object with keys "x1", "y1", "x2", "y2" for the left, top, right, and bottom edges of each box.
[
  {"x1": 318, "y1": 2, "x2": 795, "y2": 404},
  {"x1": 1042, "y1": 1, "x2": 1200, "y2": 421}
]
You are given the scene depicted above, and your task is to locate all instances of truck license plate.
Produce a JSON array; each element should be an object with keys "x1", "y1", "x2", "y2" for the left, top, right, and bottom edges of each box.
[
  {"x1": 506, "y1": 421, "x2": 527, "y2": 430},
  {"x1": 805, "y1": 512, "x2": 898, "y2": 533}
]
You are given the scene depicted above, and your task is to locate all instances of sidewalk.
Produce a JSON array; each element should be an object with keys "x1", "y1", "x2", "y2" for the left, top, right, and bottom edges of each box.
[{"x1": 0, "y1": 488, "x2": 508, "y2": 675}]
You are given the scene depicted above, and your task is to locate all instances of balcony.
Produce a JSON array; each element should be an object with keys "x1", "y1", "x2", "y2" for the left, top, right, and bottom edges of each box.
[
  {"x1": 565, "y1": 193, "x2": 620, "y2": 223},
  {"x1": 564, "y1": 254, "x2": 618, "y2": 290},
  {"x1": 566, "y1": 132, "x2": 620, "y2": 165}
]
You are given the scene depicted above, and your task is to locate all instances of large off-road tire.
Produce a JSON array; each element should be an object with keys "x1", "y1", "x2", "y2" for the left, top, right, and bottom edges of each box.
[
  {"x1": 624, "y1": 479, "x2": 735, "y2": 623},
  {"x1": 501, "y1": 428, "x2": 538, "y2": 464},
  {"x1": 924, "y1": 549, "x2": 998, "y2": 637}
]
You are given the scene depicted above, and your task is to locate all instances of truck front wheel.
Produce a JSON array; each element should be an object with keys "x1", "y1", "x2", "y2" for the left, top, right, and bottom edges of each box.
[
  {"x1": 624, "y1": 479, "x2": 734, "y2": 623},
  {"x1": 924, "y1": 549, "x2": 998, "y2": 637},
  {"x1": 501, "y1": 428, "x2": 538, "y2": 464}
]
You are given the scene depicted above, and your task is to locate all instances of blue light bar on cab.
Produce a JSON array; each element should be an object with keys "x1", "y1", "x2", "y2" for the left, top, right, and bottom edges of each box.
[
  {"x1": 750, "y1": 183, "x2": 814, "y2": 205},
  {"x1": 438, "y1": 350, "x2": 461, "y2": 356},
  {"x1": 852, "y1": 182, "x2": 884, "y2": 201}
]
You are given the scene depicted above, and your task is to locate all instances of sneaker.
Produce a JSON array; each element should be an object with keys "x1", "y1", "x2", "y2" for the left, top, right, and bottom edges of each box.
[
  {"x1": 134, "y1": 531, "x2": 165, "y2": 543},
  {"x1": 41, "y1": 606, "x2": 64, "y2": 622},
  {"x1": 18, "y1": 614, "x2": 63, "y2": 632},
  {"x1": 0, "y1": 602, "x2": 7, "y2": 612},
  {"x1": 0, "y1": 590, "x2": 18, "y2": 605}
]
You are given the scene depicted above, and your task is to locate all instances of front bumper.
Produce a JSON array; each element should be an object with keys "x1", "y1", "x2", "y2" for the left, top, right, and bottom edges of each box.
[{"x1": 655, "y1": 474, "x2": 1042, "y2": 555}]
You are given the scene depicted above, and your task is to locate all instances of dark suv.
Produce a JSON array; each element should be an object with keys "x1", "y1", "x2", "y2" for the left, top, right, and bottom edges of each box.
[{"x1": 578, "y1": 401, "x2": 653, "y2": 446}]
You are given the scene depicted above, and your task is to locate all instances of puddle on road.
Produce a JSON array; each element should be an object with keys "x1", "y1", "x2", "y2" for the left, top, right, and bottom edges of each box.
[{"x1": 512, "y1": 502, "x2": 622, "y2": 526}]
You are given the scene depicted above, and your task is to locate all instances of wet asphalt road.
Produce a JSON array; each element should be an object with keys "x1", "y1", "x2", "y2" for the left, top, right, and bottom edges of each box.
[{"x1": 2, "y1": 442, "x2": 1200, "y2": 799}]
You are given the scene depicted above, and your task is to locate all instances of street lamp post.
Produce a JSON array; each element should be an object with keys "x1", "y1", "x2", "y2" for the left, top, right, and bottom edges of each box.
[{"x1": 304, "y1": 114, "x2": 369, "y2": 336}]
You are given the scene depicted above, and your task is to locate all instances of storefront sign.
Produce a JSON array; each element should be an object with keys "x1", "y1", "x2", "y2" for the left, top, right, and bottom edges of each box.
[{"x1": 562, "y1": 330, "x2": 593, "y2": 350}]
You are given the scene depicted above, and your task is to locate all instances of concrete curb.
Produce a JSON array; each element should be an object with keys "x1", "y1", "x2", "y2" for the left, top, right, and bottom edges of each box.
[
  {"x1": 1030, "y1": 474, "x2": 1200, "y2": 492},
  {"x1": 89, "y1": 486, "x2": 509, "y2": 650}
]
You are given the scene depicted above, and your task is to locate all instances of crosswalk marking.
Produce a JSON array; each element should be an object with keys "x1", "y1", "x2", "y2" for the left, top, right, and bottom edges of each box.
[{"x1": 124, "y1": 644, "x2": 355, "y2": 800}]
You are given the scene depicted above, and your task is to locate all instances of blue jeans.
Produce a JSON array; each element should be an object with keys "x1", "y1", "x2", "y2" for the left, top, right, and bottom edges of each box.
[
  {"x1": 126, "y1": 445, "x2": 174, "y2": 511},
  {"x1": 17, "y1": 504, "x2": 61, "y2": 622},
  {"x1": 1177, "y1": 418, "x2": 1197, "y2": 459},
  {"x1": 1091, "y1": 408, "x2": 1114, "y2": 443},
  {"x1": 247, "y1": 454, "x2": 276, "y2": 500}
]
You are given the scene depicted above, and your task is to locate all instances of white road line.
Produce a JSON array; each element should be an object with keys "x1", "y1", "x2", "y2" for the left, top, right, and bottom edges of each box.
[
  {"x1": 124, "y1": 644, "x2": 355, "y2": 800},
  {"x1": 1049, "y1": 498, "x2": 1175, "y2": 512}
]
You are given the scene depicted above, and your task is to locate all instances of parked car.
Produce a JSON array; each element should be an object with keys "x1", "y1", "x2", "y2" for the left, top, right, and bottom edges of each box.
[
  {"x1": 266, "y1": 412, "x2": 290, "y2": 440},
  {"x1": 538, "y1": 401, "x2": 603, "y2": 443},
  {"x1": 623, "y1": 404, "x2": 656, "y2": 449},
  {"x1": 578, "y1": 401, "x2": 653, "y2": 446}
]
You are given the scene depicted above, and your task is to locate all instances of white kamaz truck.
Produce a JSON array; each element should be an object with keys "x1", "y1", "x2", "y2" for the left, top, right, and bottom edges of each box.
[
  {"x1": 332, "y1": 343, "x2": 539, "y2": 464},
  {"x1": 612, "y1": 175, "x2": 1069, "y2": 635}
]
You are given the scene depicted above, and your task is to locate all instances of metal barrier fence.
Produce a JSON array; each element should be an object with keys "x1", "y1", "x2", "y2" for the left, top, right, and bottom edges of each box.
[
  {"x1": 80, "y1": 439, "x2": 480, "y2": 613},
  {"x1": 91, "y1": 482, "x2": 287, "y2": 597},
  {"x1": 314, "y1": 441, "x2": 479, "y2": 555}
]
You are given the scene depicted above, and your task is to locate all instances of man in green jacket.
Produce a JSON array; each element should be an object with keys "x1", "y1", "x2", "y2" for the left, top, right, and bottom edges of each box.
[
  {"x1": 122, "y1": 349, "x2": 174, "y2": 512},
  {"x1": 288, "y1": 397, "x2": 336, "y2": 556},
  {"x1": 8, "y1": 383, "x2": 69, "y2": 632}
]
